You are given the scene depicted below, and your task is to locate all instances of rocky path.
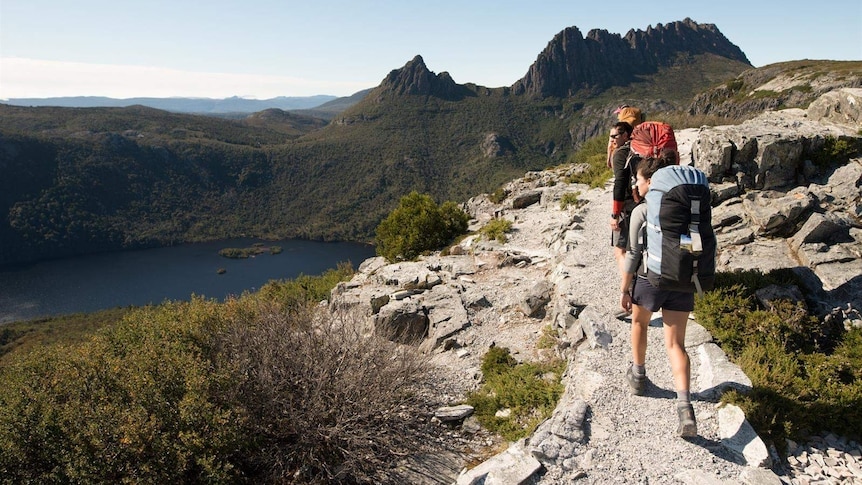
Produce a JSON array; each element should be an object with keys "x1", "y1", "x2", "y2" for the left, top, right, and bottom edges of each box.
[
  {"x1": 445, "y1": 178, "x2": 860, "y2": 484},
  {"x1": 527, "y1": 185, "x2": 765, "y2": 484}
]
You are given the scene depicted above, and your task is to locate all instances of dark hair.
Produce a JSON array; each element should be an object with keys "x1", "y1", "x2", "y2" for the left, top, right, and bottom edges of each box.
[
  {"x1": 613, "y1": 121, "x2": 633, "y2": 136},
  {"x1": 637, "y1": 149, "x2": 678, "y2": 179}
]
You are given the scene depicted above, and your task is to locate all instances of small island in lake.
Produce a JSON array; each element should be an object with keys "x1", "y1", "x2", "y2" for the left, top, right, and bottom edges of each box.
[{"x1": 218, "y1": 244, "x2": 283, "y2": 259}]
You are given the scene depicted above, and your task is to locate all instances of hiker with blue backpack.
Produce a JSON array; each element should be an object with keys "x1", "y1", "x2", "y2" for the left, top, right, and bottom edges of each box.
[{"x1": 618, "y1": 149, "x2": 716, "y2": 438}]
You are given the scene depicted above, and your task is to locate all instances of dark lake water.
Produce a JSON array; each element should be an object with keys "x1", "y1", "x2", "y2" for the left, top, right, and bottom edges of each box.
[{"x1": 0, "y1": 238, "x2": 376, "y2": 324}]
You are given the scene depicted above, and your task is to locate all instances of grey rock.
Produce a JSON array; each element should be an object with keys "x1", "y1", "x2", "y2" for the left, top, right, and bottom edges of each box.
[
  {"x1": 435, "y1": 404, "x2": 474, "y2": 423},
  {"x1": 807, "y1": 88, "x2": 862, "y2": 126},
  {"x1": 421, "y1": 285, "x2": 472, "y2": 353},
  {"x1": 711, "y1": 180, "x2": 742, "y2": 205},
  {"x1": 692, "y1": 131, "x2": 734, "y2": 181},
  {"x1": 741, "y1": 188, "x2": 816, "y2": 237},
  {"x1": 697, "y1": 343, "x2": 752, "y2": 401},
  {"x1": 685, "y1": 321, "x2": 714, "y2": 347},
  {"x1": 520, "y1": 280, "x2": 553, "y2": 317},
  {"x1": 718, "y1": 403, "x2": 772, "y2": 468},
  {"x1": 739, "y1": 467, "x2": 783, "y2": 485},
  {"x1": 717, "y1": 239, "x2": 797, "y2": 274},
  {"x1": 373, "y1": 298, "x2": 429, "y2": 344},
  {"x1": 755, "y1": 284, "x2": 806, "y2": 311},
  {"x1": 674, "y1": 469, "x2": 727, "y2": 485},
  {"x1": 455, "y1": 441, "x2": 542, "y2": 485},
  {"x1": 512, "y1": 190, "x2": 543, "y2": 210},
  {"x1": 790, "y1": 211, "x2": 854, "y2": 250},
  {"x1": 577, "y1": 306, "x2": 612, "y2": 349}
]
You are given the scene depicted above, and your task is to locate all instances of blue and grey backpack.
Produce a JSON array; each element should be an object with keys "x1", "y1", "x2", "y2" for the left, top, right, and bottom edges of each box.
[{"x1": 643, "y1": 165, "x2": 716, "y2": 294}]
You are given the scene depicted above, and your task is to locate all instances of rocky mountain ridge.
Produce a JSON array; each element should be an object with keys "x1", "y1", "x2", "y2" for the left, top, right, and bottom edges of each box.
[
  {"x1": 329, "y1": 88, "x2": 862, "y2": 483},
  {"x1": 513, "y1": 18, "x2": 750, "y2": 98}
]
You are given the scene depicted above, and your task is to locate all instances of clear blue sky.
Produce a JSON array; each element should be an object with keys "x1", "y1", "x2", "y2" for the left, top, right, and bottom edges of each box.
[{"x1": 1, "y1": 0, "x2": 860, "y2": 99}]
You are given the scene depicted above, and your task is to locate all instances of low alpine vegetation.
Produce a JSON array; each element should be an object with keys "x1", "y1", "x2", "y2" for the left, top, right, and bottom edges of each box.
[
  {"x1": 564, "y1": 135, "x2": 611, "y2": 188},
  {"x1": 559, "y1": 191, "x2": 582, "y2": 210},
  {"x1": 694, "y1": 269, "x2": 861, "y2": 451},
  {"x1": 0, "y1": 265, "x2": 435, "y2": 484},
  {"x1": 479, "y1": 218, "x2": 513, "y2": 243},
  {"x1": 466, "y1": 347, "x2": 565, "y2": 441}
]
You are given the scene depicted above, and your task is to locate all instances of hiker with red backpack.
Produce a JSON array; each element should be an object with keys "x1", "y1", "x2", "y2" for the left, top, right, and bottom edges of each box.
[
  {"x1": 605, "y1": 104, "x2": 644, "y2": 169},
  {"x1": 619, "y1": 149, "x2": 716, "y2": 438},
  {"x1": 609, "y1": 121, "x2": 637, "y2": 280}
]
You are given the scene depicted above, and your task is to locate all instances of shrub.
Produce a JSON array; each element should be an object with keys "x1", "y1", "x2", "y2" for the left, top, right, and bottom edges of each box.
[
  {"x1": 693, "y1": 269, "x2": 862, "y2": 450},
  {"x1": 256, "y1": 262, "x2": 354, "y2": 309},
  {"x1": 0, "y1": 267, "x2": 437, "y2": 484},
  {"x1": 810, "y1": 136, "x2": 860, "y2": 167},
  {"x1": 564, "y1": 136, "x2": 612, "y2": 188},
  {"x1": 480, "y1": 218, "x2": 513, "y2": 243},
  {"x1": 0, "y1": 298, "x2": 245, "y2": 483},
  {"x1": 559, "y1": 191, "x2": 582, "y2": 210},
  {"x1": 375, "y1": 191, "x2": 469, "y2": 262},
  {"x1": 488, "y1": 187, "x2": 508, "y2": 204},
  {"x1": 466, "y1": 347, "x2": 565, "y2": 441},
  {"x1": 217, "y1": 303, "x2": 432, "y2": 484}
]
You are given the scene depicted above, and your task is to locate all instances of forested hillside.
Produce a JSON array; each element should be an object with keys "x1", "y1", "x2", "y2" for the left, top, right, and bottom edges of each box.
[{"x1": 4, "y1": 22, "x2": 857, "y2": 267}]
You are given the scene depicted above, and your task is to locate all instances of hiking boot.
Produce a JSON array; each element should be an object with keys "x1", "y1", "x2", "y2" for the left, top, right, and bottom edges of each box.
[
  {"x1": 677, "y1": 402, "x2": 698, "y2": 438},
  {"x1": 625, "y1": 366, "x2": 646, "y2": 396}
]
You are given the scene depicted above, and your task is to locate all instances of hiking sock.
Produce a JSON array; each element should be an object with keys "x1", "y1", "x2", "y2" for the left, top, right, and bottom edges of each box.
[
  {"x1": 632, "y1": 363, "x2": 645, "y2": 377},
  {"x1": 676, "y1": 390, "x2": 691, "y2": 403}
]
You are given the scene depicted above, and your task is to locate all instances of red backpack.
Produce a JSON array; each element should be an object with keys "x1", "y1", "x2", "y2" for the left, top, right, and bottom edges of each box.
[
  {"x1": 626, "y1": 121, "x2": 680, "y2": 202},
  {"x1": 629, "y1": 121, "x2": 679, "y2": 163}
]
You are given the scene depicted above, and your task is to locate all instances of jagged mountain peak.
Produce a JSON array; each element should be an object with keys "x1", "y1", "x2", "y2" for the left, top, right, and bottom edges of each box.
[
  {"x1": 377, "y1": 54, "x2": 468, "y2": 99},
  {"x1": 513, "y1": 18, "x2": 751, "y2": 98}
]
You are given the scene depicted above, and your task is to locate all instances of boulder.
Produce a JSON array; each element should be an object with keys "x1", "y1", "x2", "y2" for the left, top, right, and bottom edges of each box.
[
  {"x1": 740, "y1": 188, "x2": 816, "y2": 237},
  {"x1": 520, "y1": 280, "x2": 553, "y2": 317},
  {"x1": 455, "y1": 441, "x2": 542, "y2": 485},
  {"x1": 373, "y1": 298, "x2": 429, "y2": 344},
  {"x1": 420, "y1": 284, "x2": 471, "y2": 353},
  {"x1": 512, "y1": 190, "x2": 543, "y2": 210},
  {"x1": 807, "y1": 88, "x2": 862, "y2": 126},
  {"x1": 718, "y1": 403, "x2": 772, "y2": 468}
]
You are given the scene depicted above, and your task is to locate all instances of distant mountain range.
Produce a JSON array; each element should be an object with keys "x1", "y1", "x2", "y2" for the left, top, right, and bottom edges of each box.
[
  {"x1": 1, "y1": 94, "x2": 341, "y2": 114},
  {"x1": 2, "y1": 18, "x2": 858, "y2": 267}
]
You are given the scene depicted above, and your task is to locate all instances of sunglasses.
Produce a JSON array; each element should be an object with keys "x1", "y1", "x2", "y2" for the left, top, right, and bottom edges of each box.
[{"x1": 610, "y1": 133, "x2": 621, "y2": 138}]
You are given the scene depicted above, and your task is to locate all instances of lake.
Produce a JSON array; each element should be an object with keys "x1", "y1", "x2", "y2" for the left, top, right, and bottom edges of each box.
[{"x1": 0, "y1": 238, "x2": 376, "y2": 324}]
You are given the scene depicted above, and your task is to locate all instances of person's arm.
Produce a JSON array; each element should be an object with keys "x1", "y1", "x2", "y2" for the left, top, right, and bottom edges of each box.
[
  {"x1": 611, "y1": 147, "x2": 630, "y2": 216},
  {"x1": 620, "y1": 205, "x2": 646, "y2": 311}
]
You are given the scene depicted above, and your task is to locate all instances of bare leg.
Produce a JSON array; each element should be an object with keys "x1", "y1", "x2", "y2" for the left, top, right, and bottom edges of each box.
[
  {"x1": 630, "y1": 303, "x2": 651, "y2": 366},
  {"x1": 661, "y1": 309, "x2": 690, "y2": 392}
]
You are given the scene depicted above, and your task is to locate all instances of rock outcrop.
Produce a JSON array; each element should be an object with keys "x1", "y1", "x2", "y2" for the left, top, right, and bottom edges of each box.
[
  {"x1": 513, "y1": 18, "x2": 751, "y2": 98},
  {"x1": 375, "y1": 55, "x2": 473, "y2": 100}
]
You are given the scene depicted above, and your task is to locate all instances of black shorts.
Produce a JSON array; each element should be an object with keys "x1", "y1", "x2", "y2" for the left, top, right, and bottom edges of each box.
[
  {"x1": 611, "y1": 214, "x2": 630, "y2": 249},
  {"x1": 631, "y1": 276, "x2": 694, "y2": 312}
]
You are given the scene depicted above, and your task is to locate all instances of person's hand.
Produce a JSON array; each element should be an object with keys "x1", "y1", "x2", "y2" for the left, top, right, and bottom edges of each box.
[
  {"x1": 620, "y1": 292, "x2": 632, "y2": 314},
  {"x1": 610, "y1": 217, "x2": 619, "y2": 231}
]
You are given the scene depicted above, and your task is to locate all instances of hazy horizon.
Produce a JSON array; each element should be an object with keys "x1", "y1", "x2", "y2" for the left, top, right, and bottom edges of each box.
[{"x1": 2, "y1": 0, "x2": 860, "y2": 100}]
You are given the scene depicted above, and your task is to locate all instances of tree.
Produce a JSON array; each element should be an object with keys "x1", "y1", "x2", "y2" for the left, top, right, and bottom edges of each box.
[{"x1": 375, "y1": 192, "x2": 468, "y2": 262}]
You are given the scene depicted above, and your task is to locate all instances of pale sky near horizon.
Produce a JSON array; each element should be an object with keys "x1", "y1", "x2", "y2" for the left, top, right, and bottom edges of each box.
[{"x1": 1, "y1": 0, "x2": 860, "y2": 100}]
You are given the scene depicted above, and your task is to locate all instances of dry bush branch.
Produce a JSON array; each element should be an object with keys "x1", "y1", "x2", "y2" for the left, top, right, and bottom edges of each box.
[{"x1": 219, "y1": 303, "x2": 438, "y2": 484}]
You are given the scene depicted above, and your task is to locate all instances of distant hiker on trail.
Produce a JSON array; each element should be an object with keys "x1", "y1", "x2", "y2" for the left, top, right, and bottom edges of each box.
[
  {"x1": 619, "y1": 150, "x2": 698, "y2": 438},
  {"x1": 605, "y1": 104, "x2": 643, "y2": 168},
  {"x1": 609, "y1": 121, "x2": 636, "y2": 284}
]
